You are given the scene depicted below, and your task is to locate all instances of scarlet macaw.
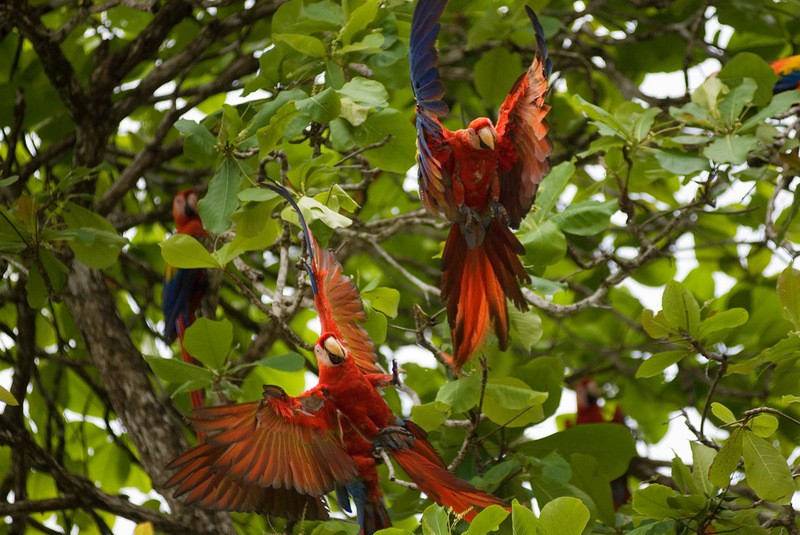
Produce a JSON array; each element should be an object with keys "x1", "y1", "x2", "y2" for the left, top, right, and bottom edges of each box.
[
  {"x1": 167, "y1": 187, "x2": 508, "y2": 533},
  {"x1": 771, "y1": 55, "x2": 800, "y2": 93},
  {"x1": 410, "y1": 1, "x2": 553, "y2": 371},
  {"x1": 162, "y1": 189, "x2": 209, "y2": 414},
  {"x1": 571, "y1": 378, "x2": 631, "y2": 510}
]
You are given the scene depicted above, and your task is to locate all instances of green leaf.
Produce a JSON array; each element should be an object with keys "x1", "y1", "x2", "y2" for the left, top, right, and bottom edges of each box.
[
  {"x1": 0, "y1": 175, "x2": 19, "y2": 187},
  {"x1": 256, "y1": 352, "x2": 306, "y2": 372},
  {"x1": 464, "y1": 505, "x2": 509, "y2": 535},
  {"x1": 697, "y1": 308, "x2": 749, "y2": 343},
  {"x1": 282, "y1": 196, "x2": 352, "y2": 230},
  {"x1": 550, "y1": 200, "x2": 617, "y2": 236},
  {"x1": 642, "y1": 309, "x2": 672, "y2": 339},
  {"x1": 692, "y1": 76, "x2": 726, "y2": 112},
  {"x1": 361, "y1": 287, "x2": 399, "y2": 319},
  {"x1": 709, "y1": 427, "x2": 744, "y2": 488},
  {"x1": 518, "y1": 219, "x2": 567, "y2": 267},
  {"x1": 0, "y1": 385, "x2": 18, "y2": 406},
  {"x1": 411, "y1": 401, "x2": 449, "y2": 432},
  {"x1": 519, "y1": 424, "x2": 636, "y2": 480},
  {"x1": 182, "y1": 318, "x2": 233, "y2": 370},
  {"x1": 374, "y1": 530, "x2": 415, "y2": 535},
  {"x1": 741, "y1": 429, "x2": 795, "y2": 504},
  {"x1": 690, "y1": 442, "x2": 716, "y2": 496},
  {"x1": 340, "y1": 0, "x2": 379, "y2": 45},
  {"x1": 632, "y1": 108, "x2": 659, "y2": 141},
  {"x1": 710, "y1": 402, "x2": 737, "y2": 425},
  {"x1": 257, "y1": 102, "x2": 300, "y2": 156},
  {"x1": 60, "y1": 202, "x2": 128, "y2": 269},
  {"x1": 776, "y1": 267, "x2": 800, "y2": 329},
  {"x1": 355, "y1": 108, "x2": 416, "y2": 173},
  {"x1": 717, "y1": 52, "x2": 777, "y2": 107},
  {"x1": 632, "y1": 484, "x2": 681, "y2": 519},
  {"x1": 509, "y1": 307, "x2": 543, "y2": 351},
  {"x1": 435, "y1": 374, "x2": 481, "y2": 414},
  {"x1": 482, "y1": 378, "x2": 547, "y2": 427},
  {"x1": 703, "y1": 134, "x2": 758, "y2": 165},
  {"x1": 741, "y1": 90, "x2": 800, "y2": 131},
  {"x1": 339, "y1": 32, "x2": 384, "y2": 55},
  {"x1": 421, "y1": 504, "x2": 451, "y2": 535},
  {"x1": 296, "y1": 87, "x2": 341, "y2": 123},
  {"x1": 474, "y1": 47, "x2": 522, "y2": 109},
  {"x1": 511, "y1": 500, "x2": 537, "y2": 535},
  {"x1": 538, "y1": 497, "x2": 589, "y2": 535},
  {"x1": 273, "y1": 34, "x2": 327, "y2": 58},
  {"x1": 160, "y1": 234, "x2": 220, "y2": 269},
  {"x1": 636, "y1": 350, "x2": 689, "y2": 378},
  {"x1": 718, "y1": 78, "x2": 757, "y2": 126},
  {"x1": 652, "y1": 148, "x2": 710, "y2": 175},
  {"x1": 749, "y1": 413, "x2": 778, "y2": 438},
  {"x1": 144, "y1": 355, "x2": 214, "y2": 384},
  {"x1": 671, "y1": 455, "x2": 697, "y2": 494},
  {"x1": 336, "y1": 77, "x2": 389, "y2": 108},
  {"x1": 175, "y1": 119, "x2": 217, "y2": 166},
  {"x1": 781, "y1": 395, "x2": 800, "y2": 405},
  {"x1": 534, "y1": 161, "x2": 575, "y2": 223},
  {"x1": 572, "y1": 95, "x2": 629, "y2": 138},
  {"x1": 197, "y1": 158, "x2": 243, "y2": 233},
  {"x1": 661, "y1": 280, "x2": 700, "y2": 335}
]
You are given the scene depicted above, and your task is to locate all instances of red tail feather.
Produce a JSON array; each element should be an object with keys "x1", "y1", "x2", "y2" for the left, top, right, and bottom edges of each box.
[
  {"x1": 391, "y1": 445, "x2": 507, "y2": 521},
  {"x1": 441, "y1": 221, "x2": 529, "y2": 371}
]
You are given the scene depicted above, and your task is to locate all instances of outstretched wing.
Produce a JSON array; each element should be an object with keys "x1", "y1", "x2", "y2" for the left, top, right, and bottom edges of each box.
[
  {"x1": 410, "y1": 0, "x2": 455, "y2": 217},
  {"x1": 167, "y1": 385, "x2": 359, "y2": 513},
  {"x1": 312, "y1": 238, "x2": 382, "y2": 374},
  {"x1": 495, "y1": 6, "x2": 553, "y2": 228}
]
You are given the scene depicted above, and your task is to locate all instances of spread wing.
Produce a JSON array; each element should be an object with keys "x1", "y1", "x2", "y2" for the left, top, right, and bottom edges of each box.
[
  {"x1": 311, "y1": 238, "x2": 381, "y2": 374},
  {"x1": 410, "y1": 0, "x2": 455, "y2": 218},
  {"x1": 162, "y1": 264, "x2": 204, "y2": 343},
  {"x1": 166, "y1": 385, "x2": 359, "y2": 514},
  {"x1": 495, "y1": 6, "x2": 553, "y2": 228}
]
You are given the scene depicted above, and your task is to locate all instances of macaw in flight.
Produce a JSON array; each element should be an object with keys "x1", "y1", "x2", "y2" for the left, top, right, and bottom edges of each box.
[
  {"x1": 771, "y1": 55, "x2": 800, "y2": 93},
  {"x1": 163, "y1": 189, "x2": 209, "y2": 417},
  {"x1": 410, "y1": 0, "x2": 553, "y2": 372},
  {"x1": 570, "y1": 378, "x2": 631, "y2": 510},
  {"x1": 166, "y1": 185, "x2": 508, "y2": 533}
]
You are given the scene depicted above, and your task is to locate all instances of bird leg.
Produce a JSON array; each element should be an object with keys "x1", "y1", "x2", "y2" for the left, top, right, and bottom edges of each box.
[
  {"x1": 457, "y1": 204, "x2": 489, "y2": 248},
  {"x1": 491, "y1": 201, "x2": 510, "y2": 226},
  {"x1": 374, "y1": 425, "x2": 415, "y2": 451}
]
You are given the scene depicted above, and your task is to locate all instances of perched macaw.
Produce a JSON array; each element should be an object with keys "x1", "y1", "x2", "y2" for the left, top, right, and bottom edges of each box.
[
  {"x1": 167, "y1": 186, "x2": 508, "y2": 533},
  {"x1": 571, "y1": 378, "x2": 631, "y2": 510},
  {"x1": 410, "y1": 0, "x2": 553, "y2": 371},
  {"x1": 162, "y1": 189, "x2": 209, "y2": 415},
  {"x1": 771, "y1": 55, "x2": 800, "y2": 93}
]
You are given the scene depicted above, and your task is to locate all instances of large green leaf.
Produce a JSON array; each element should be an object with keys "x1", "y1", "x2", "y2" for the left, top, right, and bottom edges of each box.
[
  {"x1": 197, "y1": 158, "x2": 243, "y2": 234},
  {"x1": 741, "y1": 429, "x2": 795, "y2": 504},
  {"x1": 538, "y1": 497, "x2": 589, "y2": 535},
  {"x1": 182, "y1": 318, "x2": 233, "y2": 370}
]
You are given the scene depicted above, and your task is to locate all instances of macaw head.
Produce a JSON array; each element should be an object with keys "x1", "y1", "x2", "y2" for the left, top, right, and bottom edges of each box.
[
  {"x1": 575, "y1": 377, "x2": 602, "y2": 409},
  {"x1": 467, "y1": 117, "x2": 496, "y2": 151},
  {"x1": 173, "y1": 189, "x2": 201, "y2": 226},
  {"x1": 315, "y1": 333, "x2": 348, "y2": 368}
]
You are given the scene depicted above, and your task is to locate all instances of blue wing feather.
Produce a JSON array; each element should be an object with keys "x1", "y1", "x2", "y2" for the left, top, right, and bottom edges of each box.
[
  {"x1": 409, "y1": 0, "x2": 449, "y2": 115},
  {"x1": 774, "y1": 71, "x2": 800, "y2": 93},
  {"x1": 163, "y1": 265, "x2": 203, "y2": 343}
]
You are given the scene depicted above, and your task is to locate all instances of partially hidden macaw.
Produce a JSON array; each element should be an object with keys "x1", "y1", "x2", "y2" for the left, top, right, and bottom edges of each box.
[
  {"x1": 570, "y1": 378, "x2": 631, "y2": 510},
  {"x1": 410, "y1": 0, "x2": 553, "y2": 372},
  {"x1": 163, "y1": 189, "x2": 209, "y2": 416},
  {"x1": 771, "y1": 55, "x2": 800, "y2": 93},
  {"x1": 166, "y1": 185, "x2": 508, "y2": 533}
]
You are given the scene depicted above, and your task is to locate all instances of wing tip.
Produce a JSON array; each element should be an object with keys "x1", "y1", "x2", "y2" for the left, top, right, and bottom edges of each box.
[{"x1": 524, "y1": 5, "x2": 552, "y2": 77}]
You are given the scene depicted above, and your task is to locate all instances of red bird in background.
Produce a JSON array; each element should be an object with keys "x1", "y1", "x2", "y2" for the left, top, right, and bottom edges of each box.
[
  {"x1": 162, "y1": 189, "x2": 209, "y2": 416},
  {"x1": 771, "y1": 55, "x2": 800, "y2": 93},
  {"x1": 410, "y1": 0, "x2": 553, "y2": 371},
  {"x1": 571, "y1": 378, "x2": 631, "y2": 510},
  {"x1": 166, "y1": 185, "x2": 509, "y2": 533}
]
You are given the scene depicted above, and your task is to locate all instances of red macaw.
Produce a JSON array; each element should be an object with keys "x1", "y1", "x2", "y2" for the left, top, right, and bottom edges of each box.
[
  {"x1": 162, "y1": 189, "x2": 209, "y2": 415},
  {"x1": 167, "y1": 186, "x2": 508, "y2": 533},
  {"x1": 571, "y1": 378, "x2": 631, "y2": 510},
  {"x1": 410, "y1": 1, "x2": 553, "y2": 371},
  {"x1": 771, "y1": 55, "x2": 800, "y2": 93}
]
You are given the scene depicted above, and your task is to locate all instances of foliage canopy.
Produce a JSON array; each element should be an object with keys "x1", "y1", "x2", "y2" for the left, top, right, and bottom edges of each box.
[{"x1": 1, "y1": 0, "x2": 800, "y2": 533}]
